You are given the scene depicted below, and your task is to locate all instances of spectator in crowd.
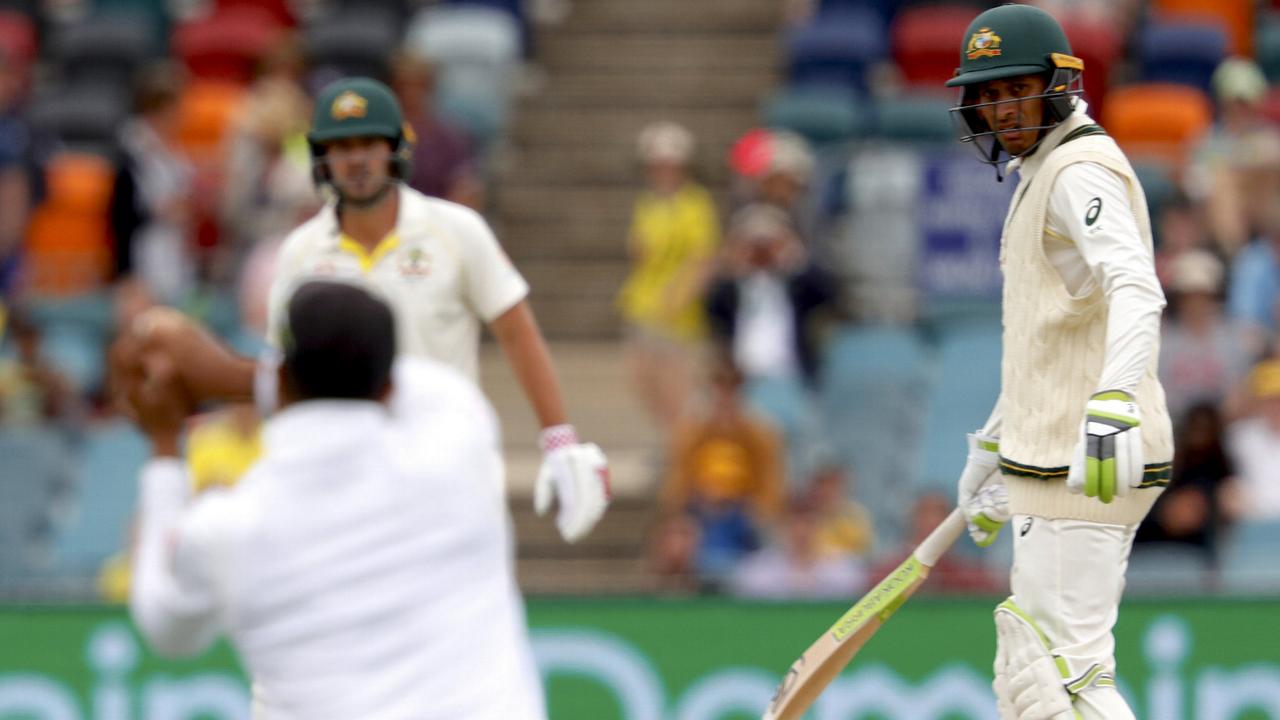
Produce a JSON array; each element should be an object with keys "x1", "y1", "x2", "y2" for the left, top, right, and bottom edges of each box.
[
  {"x1": 728, "y1": 130, "x2": 817, "y2": 238},
  {"x1": 807, "y1": 463, "x2": 874, "y2": 559},
  {"x1": 1223, "y1": 359, "x2": 1280, "y2": 521},
  {"x1": 1226, "y1": 205, "x2": 1280, "y2": 358},
  {"x1": 650, "y1": 511, "x2": 703, "y2": 594},
  {"x1": 1159, "y1": 249, "x2": 1252, "y2": 424},
  {"x1": 618, "y1": 121, "x2": 720, "y2": 433},
  {"x1": 109, "y1": 63, "x2": 197, "y2": 304},
  {"x1": 729, "y1": 494, "x2": 867, "y2": 599},
  {"x1": 219, "y1": 37, "x2": 317, "y2": 266},
  {"x1": 186, "y1": 403, "x2": 262, "y2": 492},
  {"x1": 871, "y1": 493, "x2": 1000, "y2": 595},
  {"x1": 1152, "y1": 195, "x2": 1204, "y2": 288},
  {"x1": 1135, "y1": 402, "x2": 1234, "y2": 560},
  {"x1": 663, "y1": 358, "x2": 783, "y2": 581},
  {"x1": 0, "y1": 311, "x2": 80, "y2": 429},
  {"x1": 391, "y1": 52, "x2": 482, "y2": 208},
  {"x1": 1187, "y1": 58, "x2": 1280, "y2": 257},
  {"x1": 0, "y1": 49, "x2": 32, "y2": 298},
  {"x1": 706, "y1": 204, "x2": 837, "y2": 388}
]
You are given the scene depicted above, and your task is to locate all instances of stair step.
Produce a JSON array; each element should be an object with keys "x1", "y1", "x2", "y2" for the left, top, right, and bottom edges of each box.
[
  {"x1": 532, "y1": 70, "x2": 775, "y2": 109},
  {"x1": 497, "y1": 218, "x2": 629, "y2": 262},
  {"x1": 497, "y1": 185, "x2": 636, "y2": 222},
  {"x1": 517, "y1": 557, "x2": 654, "y2": 595},
  {"x1": 500, "y1": 144, "x2": 732, "y2": 188},
  {"x1": 525, "y1": 296, "x2": 625, "y2": 339},
  {"x1": 562, "y1": 0, "x2": 782, "y2": 32},
  {"x1": 538, "y1": 34, "x2": 781, "y2": 72},
  {"x1": 512, "y1": 106, "x2": 759, "y2": 148}
]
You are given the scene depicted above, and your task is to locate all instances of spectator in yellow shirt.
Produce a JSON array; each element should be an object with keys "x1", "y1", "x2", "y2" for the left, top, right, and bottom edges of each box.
[
  {"x1": 186, "y1": 403, "x2": 262, "y2": 492},
  {"x1": 618, "y1": 121, "x2": 721, "y2": 434}
]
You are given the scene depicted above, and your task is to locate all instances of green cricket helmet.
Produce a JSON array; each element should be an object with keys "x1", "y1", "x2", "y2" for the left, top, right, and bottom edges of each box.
[
  {"x1": 946, "y1": 4, "x2": 1083, "y2": 169},
  {"x1": 308, "y1": 77, "x2": 415, "y2": 185}
]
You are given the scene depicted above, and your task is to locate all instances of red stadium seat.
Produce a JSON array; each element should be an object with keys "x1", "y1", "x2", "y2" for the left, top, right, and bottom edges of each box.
[
  {"x1": 0, "y1": 10, "x2": 35, "y2": 66},
  {"x1": 173, "y1": 6, "x2": 285, "y2": 84},
  {"x1": 1060, "y1": 16, "x2": 1123, "y2": 119},
  {"x1": 892, "y1": 4, "x2": 982, "y2": 90},
  {"x1": 1152, "y1": 0, "x2": 1253, "y2": 56},
  {"x1": 1101, "y1": 83, "x2": 1213, "y2": 169},
  {"x1": 25, "y1": 153, "x2": 115, "y2": 296},
  {"x1": 216, "y1": 0, "x2": 295, "y2": 27}
]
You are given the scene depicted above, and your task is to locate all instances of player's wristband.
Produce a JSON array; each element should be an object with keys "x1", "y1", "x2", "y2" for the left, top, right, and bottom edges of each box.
[{"x1": 539, "y1": 424, "x2": 579, "y2": 453}]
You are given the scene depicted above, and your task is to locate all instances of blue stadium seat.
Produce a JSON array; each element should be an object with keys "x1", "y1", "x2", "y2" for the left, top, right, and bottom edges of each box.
[
  {"x1": 1257, "y1": 20, "x2": 1280, "y2": 84},
  {"x1": 785, "y1": 7, "x2": 887, "y2": 96},
  {"x1": 1132, "y1": 161, "x2": 1178, "y2": 220},
  {"x1": 0, "y1": 429, "x2": 72, "y2": 582},
  {"x1": 1127, "y1": 543, "x2": 1212, "y2": 595},
  {"x1": 53, "y1": 11, "x2": 157, "y2": 88},
  {"x1": 40, "y1": 323, "x2": 104, "y2": 395},
  {"x1": 762, "y1": 86, "x2": 867, "y2": 146},
  {"x1": 872, "y1": 93, "x2": 955, "y2": 145},
  {"x1": 25, "y1": 85, "x2": 129, "y2": 154},
  {"x1": 53, "y1": 420, "x2": 150, "y2": 575},
  {"x1": 817, "y1": 325, "x2": 931, "y2": 546},
  {"x1": 305, "y1": 8, "x2": 400, "y2": 82},
  {"x1": 919, "y1": 312, "x2": 1002, "y2": 494},
  {"x1": 1138, "y1": 20, "x2": 1229, "y2": 93},
  {"x1": 1219, "y1": 519, "x2": 1280, "y2": 594}
]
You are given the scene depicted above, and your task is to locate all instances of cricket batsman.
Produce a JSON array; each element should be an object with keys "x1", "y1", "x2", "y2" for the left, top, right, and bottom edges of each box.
[
  {"x1": 946, "y1": 5, "x2": 1173, "y2": 719},
  {"x1": 141, "y1": 77, "x2": 609, "y2": 543}
]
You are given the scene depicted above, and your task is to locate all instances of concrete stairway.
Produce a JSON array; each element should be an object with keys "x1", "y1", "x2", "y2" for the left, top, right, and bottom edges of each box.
[{"x1": 493, "y1": 0, "x2": 784, "y2": 341}]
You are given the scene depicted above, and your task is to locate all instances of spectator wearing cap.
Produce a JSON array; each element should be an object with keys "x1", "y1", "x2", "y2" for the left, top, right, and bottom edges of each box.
[
  {"x1": 728, "y1": 129, "x2": 817, "y2": 240},
  {"x1": 1223, "y1": 360, "x2": 1280, "y2": 521},
  {"x1": 1159, "y1": 249, "x2": 1252, "y2": 424},
  {"x1": 728, "y1": 493, "x2": 867, "y2": 600},
  {"x1": 1187, "y1": 58, "x2": 1280, "y2": 257},
  {"x1": 617, "y1": 121, "x2": 721, "y2": 433}
]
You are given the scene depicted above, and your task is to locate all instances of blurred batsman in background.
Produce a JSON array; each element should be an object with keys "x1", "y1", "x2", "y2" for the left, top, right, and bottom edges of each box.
[
  {"x1": 947, "y1": 5, "x2": 1174, "y2": 720},
  {"x1": 117, "y1": 280, "x2": 546, "y2": 719},
  {"x1": 124, "y1": 75, "x2": 609, "y2": 544}
]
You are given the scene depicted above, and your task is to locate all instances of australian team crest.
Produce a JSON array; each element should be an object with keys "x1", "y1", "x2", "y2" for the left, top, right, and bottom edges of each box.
[
  {"x1": 966, "y1": 27, "x2": 1003, "y2": 59},
  {"x1": 398, "y1": 246, "x2": 432, "y2": 279},
  {"x1": 330, "y1": 91, "x2": 368, "y2": 120}
]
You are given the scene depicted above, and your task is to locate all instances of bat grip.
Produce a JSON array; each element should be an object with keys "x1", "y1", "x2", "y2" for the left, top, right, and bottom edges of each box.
[{"x1": 915, "y1": 509, "x2": 967, "y2": 568}]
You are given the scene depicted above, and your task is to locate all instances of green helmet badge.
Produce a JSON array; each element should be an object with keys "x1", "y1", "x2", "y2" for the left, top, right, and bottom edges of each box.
[{"x1": 308, "y1": 77, "x2": 414, "y2": 186}]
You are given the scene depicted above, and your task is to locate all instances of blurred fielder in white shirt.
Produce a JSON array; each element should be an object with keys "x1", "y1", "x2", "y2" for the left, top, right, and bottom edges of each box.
[{"x1": 122, "y1": 281, "x2": 546, "y2": 720}]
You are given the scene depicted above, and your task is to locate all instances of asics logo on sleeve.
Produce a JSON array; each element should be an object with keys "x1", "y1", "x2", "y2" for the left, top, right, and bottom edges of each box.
[{"x1": 1084, "y1": 197, "x2": 1102, "y2": 227}]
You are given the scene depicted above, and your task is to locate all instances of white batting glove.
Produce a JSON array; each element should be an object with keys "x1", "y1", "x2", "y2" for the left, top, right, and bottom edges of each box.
[
  {"x1": 535, "y1": 425, "x2": 611, "y2": 544},
  {"x1": 1067, "y1": 390, "x2": 1142, "y2": 505},
  {"x1": 957, "y1": 432, "x2": 1007, "y2": 547}
]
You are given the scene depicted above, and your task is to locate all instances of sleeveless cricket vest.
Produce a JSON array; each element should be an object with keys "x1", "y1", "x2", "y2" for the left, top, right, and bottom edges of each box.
[{"x1": 998, "y1": 120, "x2": 1174, "y2": 525}]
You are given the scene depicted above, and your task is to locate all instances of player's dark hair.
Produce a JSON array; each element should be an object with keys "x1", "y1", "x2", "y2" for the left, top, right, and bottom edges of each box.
[{"x1": 281, "y1": 281, "x2": 395, "y2": 402}]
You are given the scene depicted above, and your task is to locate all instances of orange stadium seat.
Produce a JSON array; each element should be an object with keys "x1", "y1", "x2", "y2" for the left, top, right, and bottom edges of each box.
[
  {"x1": 177, "y1": 80, "x2": 247, "y2": 162},
  {"x1": 1101, "y1": 83, "x2": 1213, "y2": 169},
  {"x1": 24, "y1": 153, "x2": 115, "y2": 296},
  {"x1": 1153, "y1": 0, "x2": 1253, "y2": 56},
  {"x1": 892, "y1": 4, "x2": 982, "y2": 89}
]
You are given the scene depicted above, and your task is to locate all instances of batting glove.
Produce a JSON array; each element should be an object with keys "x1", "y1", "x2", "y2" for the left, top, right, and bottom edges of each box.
[
  {"x1": 1067, "y1": 390, "x2": 1142, "y2": 505},
  {"x1": 535, "y1": 425, "x2": 611, "y2": 544},
  {"x1": 957, "y1": 432, "x2": 1007, "y2": 547}
]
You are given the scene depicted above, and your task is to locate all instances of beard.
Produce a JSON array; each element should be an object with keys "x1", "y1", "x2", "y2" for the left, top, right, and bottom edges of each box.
[{"x1": 335, "y1": 176, "x2": 395, "y2": 209}]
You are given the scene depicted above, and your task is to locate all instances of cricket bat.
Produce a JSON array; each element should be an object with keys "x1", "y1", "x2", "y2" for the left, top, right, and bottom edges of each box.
[{"x1": 762, "y1": 508, "x2": 967, "y2": 720}]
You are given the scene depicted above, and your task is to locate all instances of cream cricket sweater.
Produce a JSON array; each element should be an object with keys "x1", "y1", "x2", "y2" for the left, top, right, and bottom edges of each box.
[{"x1": 997, "y1": 114, "x2": 1174, "y2": 525}]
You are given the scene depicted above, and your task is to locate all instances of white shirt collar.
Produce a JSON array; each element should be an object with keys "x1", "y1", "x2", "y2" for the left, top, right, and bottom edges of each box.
[
  {"x1": 1007, "y1": 99, "x2": 1094, "y2": 181},
  {"x1": 319, "y1": 184, "x2": 419, "y2": 247}
]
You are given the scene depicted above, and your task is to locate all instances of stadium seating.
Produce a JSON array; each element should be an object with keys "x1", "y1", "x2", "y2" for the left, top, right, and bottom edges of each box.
[
  {"x1": 0, "y1": 9, "x2": 35, "y2": 69},
  {"x1": 1219, "y1": 519, "x2": 1280, "y2": 594},
  {"x1": 1060, "y1": 16, "x2": 1123, "y2": 118},
  {"x1": 1257, "y1": 18, "x2": 1280, "y2": 84},
  {"x1": 176, "y1": 80, "x2": 247, "y2": 163},
  {"x1": 785, "y1": 6, "x2": 887, "y2": 95},
  {"x1": 305, "y1": 8, "x2": 399, "y2": 82},
  {"x1": 871, "y1": 93, "x2": 955, "y2": 144},
  {"x1": 818, "y1": 325, "x2": 931, "y2": 546},
  {"x1": 1137, "y1": 19, "x2": 1229, "y2": 93},
  {"x1": 1101, "y1": 83, "x2": 1213, "y2": 169},
  {"x1": 918, "y1": 311, "x2": 1002, "y2": 494},
  {"x1": 216, "y1": 0, "x2": 296, "y2": 27},
  {"x1": 25, "y1": 84, "x2": 128, "y2": 154},
  {"x1": 762, "y1": 86, "x2": 866, "y2": 146},
  {"x1": 891, "y1": 4, "x2": 979, "y2": 90},
  {"x1": 1127, "y1": 543, "x2": 1213, "y2": 594},
  {"x1": 23, "y1": 152, "x2": 116, "y2": 296},
  {"x1": 53, "y1": 420, "x2": 149, "y2": 575},
  {"x1": 1152, "y1": 0, "x2": 1254, "y2": 56},
  {"x1": 52, "y1": 11, "x2": 156, "y2": 88},
  {"x1": 173, "y1": 5, "x2": 286, "y2": 84},
  {"x1": 0, "y1": 429, "x2": 71, "y2": 583},
  {"x1": 1132, "y1": 161, "x2": 1179, "y2": 219}
]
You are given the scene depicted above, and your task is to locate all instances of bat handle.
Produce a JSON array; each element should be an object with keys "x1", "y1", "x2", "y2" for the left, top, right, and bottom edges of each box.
[{"x1": 915, "y1": 509, "x2": 967, "y2": 568}]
